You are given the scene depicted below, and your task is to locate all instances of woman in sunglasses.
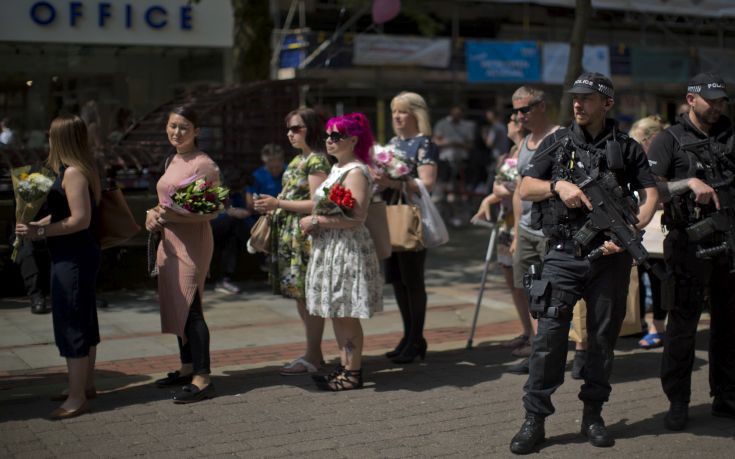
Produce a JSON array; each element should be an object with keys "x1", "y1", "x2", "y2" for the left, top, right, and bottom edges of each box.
[
  {"x1": 300, "y1": 113, "x2": 383, "y2": 391},
  {"x1": 374, "y1": 92, "x2": 439, "y2": 364},
  {"x1": 254, "y1": 108, "x2": 331, "y2": 376}
]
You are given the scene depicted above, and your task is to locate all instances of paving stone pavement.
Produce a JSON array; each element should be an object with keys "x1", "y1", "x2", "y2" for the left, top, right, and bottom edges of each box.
[{"x1": 1, "y1": 226, "x2": 733, "y2": 457}]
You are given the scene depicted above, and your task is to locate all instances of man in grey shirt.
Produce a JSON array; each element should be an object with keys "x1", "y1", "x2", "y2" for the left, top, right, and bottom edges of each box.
[{"x1": 506, "y1": 87, "x2": 559, "y2": 373}]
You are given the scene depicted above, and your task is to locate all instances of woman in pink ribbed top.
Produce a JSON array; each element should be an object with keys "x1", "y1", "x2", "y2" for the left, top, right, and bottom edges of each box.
[{"x1": 145, "y1": 106, "x2": 220, "y2": 404}]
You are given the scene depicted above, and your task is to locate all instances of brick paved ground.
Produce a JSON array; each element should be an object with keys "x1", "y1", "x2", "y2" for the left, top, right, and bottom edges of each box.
[
  {"x1": 1, "y1": 226, "x2": 733, "y2": 457},
  {"x1": 1, "y1": 334, "x2": 733, "y2": 458}
]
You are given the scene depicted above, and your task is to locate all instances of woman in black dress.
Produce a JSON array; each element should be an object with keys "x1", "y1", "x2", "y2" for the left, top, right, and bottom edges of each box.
[
  {"x1": 16, "y1": 115, "x2": 102, "y2": 420},
  {"x1": 374, "y1": 92, "x2": 439, "y2": 363}
]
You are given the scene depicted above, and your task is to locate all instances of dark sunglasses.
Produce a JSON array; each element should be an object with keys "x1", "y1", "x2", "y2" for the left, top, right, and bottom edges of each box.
[
  {"x1": 324, "y1": 131, "x2": 347, "y2": 142},
  {"x1": 286, "y1": 125, "x2": 305, "y2": 134},
  {"x1": 514, "y1": 100, "x2": 541, "y2": 115}
]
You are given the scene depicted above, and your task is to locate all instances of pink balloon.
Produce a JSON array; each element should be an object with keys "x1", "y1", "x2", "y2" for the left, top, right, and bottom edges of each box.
[{"x1": 372, "y1": 0, "x2": 401, "y2": 25}]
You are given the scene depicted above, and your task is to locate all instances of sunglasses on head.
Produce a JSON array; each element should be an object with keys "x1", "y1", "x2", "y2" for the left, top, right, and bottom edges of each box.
[
  {"x1": 286, "y1": 125, "x2": 305, "y2": 134},
  {"x1": 324, "y1": 131, "x2": 348, "y2": 142},
  {"x1": 514, "y1": 100, "x2": 541, "y2": 115}
]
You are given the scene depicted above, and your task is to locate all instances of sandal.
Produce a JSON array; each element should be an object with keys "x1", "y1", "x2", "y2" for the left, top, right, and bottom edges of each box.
[
  {"x1": 639, "y1": 333, "x2": 663, "y2": 349},
  {"x1": 312, "y1": 364, "x2": 344, "y2": 384},
  {"x1": 315, "y1": 368, "x2": 363, "y2": 391},
  {"x1": 280, "y1": 357, "x2": 321, "y2": 376}
]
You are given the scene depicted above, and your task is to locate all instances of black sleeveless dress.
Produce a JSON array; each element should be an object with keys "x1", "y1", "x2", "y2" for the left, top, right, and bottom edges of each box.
[{"x1": 46, "y1": 166, "x2": 101, "y2": 358}]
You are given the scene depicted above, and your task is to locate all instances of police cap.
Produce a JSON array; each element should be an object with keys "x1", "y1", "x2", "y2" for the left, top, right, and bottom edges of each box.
[
  {"x1": 567, "y1": 72, "x2": 614, "y2": 99},
  {"x1": 687, "y1": 73, "x2": 728, "y2": 100}
]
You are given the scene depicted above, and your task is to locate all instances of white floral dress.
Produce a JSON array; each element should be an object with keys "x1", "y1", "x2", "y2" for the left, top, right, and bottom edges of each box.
[{"x1": 306, "y1": 162, "x2": 383, "y2": 319}]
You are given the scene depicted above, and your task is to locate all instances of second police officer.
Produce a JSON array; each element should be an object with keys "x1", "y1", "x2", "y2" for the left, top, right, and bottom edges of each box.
[
  {"x1": 647, "y1": 73, "x2": 735, "y2": 431},
  {"x1": 510, "y1": 72, "x2": 659, "y2": 454}
]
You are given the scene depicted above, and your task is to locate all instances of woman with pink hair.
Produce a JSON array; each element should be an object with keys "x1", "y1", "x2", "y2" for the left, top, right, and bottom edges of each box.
[{"x1": 300, "y1": 113, "x2": 383, "y2": 391}]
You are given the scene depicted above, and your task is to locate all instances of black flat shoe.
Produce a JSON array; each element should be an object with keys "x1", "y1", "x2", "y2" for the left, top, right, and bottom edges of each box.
[
  {"x1": 155, "y1": 371, "x2": 193, "y2": 388},
  {"x1": 172, "y1": 383, "x2": 215, "y2": 404}
]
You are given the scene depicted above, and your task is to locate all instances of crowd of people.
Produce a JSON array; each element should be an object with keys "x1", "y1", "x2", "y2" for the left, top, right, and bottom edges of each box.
[{"x1": 10, "y1": 72, "x2": 735, "y2": 457}]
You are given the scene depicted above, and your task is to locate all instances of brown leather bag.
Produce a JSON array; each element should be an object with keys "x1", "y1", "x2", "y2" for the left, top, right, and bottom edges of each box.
[
  {"x1": 248, "y1": 213, "x2": 272, "y2": 253},
  {"x1": 386, "y1": 190, "x2": 424, "y2": 252},
  {"x1": 96, "y1": 187, "x2": 141, "y2": 250},
  {"x1": 365, "y1": 200, "x2": 391, "y2": 260}
]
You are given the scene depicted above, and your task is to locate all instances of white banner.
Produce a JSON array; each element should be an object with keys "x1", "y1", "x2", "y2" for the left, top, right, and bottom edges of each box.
[
  {"x1": 353, "y1": 34, "x2": 451, "y2": 68},
  {"x1": 0, "y1": 0, "x2": 232, "y2": 47},
  {"x1": 493, "y1": 0, "x2": 735, "y2": 18},
  {"x1": 542, "y1": 43, "x2": 611, "y2": 84}
]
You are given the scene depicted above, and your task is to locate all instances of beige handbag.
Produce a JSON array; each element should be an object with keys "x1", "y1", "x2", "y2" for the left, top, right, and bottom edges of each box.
[
  {"x1": 386, "y1": 187, "x2": 424, "y2": 252},
  {"x1": 365, "y1": 200, "x2": 391, "y2": 260},
  {"x1": 569, "y1": 266, "x2": 641, "y2": 342},
  {"x1": 248, "y1": 213, "x2": 272, "y2": 253}
]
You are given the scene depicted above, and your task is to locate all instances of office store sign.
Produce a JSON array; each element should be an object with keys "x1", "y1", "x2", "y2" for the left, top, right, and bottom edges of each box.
[{"x1": 0, "y1": 0, "x2": 232, "y2": 47}]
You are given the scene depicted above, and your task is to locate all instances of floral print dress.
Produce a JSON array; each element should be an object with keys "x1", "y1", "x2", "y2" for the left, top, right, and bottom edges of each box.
[
  {"x1": 306, "y1": 162, "x2": 383, "y2": 319},
  {"x1": 269, "y1": 152, "x2": 331, "y2": 299}
]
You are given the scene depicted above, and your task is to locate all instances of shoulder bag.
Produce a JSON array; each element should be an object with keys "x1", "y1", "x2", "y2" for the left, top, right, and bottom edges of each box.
[
  {"x1": 386, "y1": 183, "x2": 424, "y2": 252},
  {"x1": 96, "y1": 187, "x2": 141, "y2": 250},
  {"x1": 248, "y1": 212, "x2": 272, "y2": 253}
]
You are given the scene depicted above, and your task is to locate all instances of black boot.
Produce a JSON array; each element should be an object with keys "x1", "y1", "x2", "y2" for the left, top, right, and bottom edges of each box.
[
  {"x1": 509, "y1": 414, "x2": 545, "y2": 455},
  {"x1": 581, "y1": 404, "x2": 614, "y2": 447},
  {"x1": 385, "y1": 337, "x2": 407, "y2": 359},
  {"x1": 664, "y1": 401, "x2": 689, "y2": 431},
  {"x1": 571, "y1": 350, "x2": 586, "y2": 380},
  {"x1": 506, "y1": 358, "x2": 530, "y2": 375},
  {"x1": 712, "y1": 397, "x2": 735, "y2": 419},
  {"x1": 30, "y1": 294, "x2": 49, "y2": 315}
]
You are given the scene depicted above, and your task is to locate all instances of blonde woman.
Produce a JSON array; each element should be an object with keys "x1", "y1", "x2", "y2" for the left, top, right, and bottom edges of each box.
[
  {"x1": 373, "y1": 92, "x2": 439, "y2": 364},
  {"x1": 630, "y1": 114, "x2": 669, "y2": 349},
  {"x1": 16, "y1": 115, "x2": 102, "y2": 419}
]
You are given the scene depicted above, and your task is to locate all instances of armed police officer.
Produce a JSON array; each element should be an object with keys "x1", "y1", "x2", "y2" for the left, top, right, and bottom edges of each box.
[
  {"x1": 509, "y1": 73, "x2": 658, "y2": 455},
  {"x1": 647, "y1": 73, "x2": 735, "y2": 431}
]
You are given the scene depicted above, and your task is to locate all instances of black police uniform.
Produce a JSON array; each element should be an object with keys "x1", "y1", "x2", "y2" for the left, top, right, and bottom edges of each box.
[
  {"x1": 647, "y1": 112, "x2": 735, "y2": 406},
  {"x1": 521, "y1": 119, "x2": 655, "y2": 418}
]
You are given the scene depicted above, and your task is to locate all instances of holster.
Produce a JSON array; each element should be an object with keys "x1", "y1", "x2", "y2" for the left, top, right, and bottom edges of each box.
[{"x1": 528, "y1": 278, "x2": 551, "y2": 319}]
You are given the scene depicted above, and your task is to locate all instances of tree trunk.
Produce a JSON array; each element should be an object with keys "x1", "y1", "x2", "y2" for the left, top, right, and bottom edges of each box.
[
  {"x1": 231, "y1": 0, "x2": 272, "y2": 83},
  {"x1": 559, "y1": 0, "x2": 592, "y2": 125}
]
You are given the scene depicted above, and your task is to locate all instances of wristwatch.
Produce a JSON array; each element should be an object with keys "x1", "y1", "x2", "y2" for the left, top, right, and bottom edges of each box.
[
  {"x1": 550, "y1": 179, "x2": 559, "y2": 196},
  {"x1": 310, "y1": 215, "x2": 319, "y2": 228},
  {"x1": 36, "y1": 226, "x2": 46, "y2": 239}
]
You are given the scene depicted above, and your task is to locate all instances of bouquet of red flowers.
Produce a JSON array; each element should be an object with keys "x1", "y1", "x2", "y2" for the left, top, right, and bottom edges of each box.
[
  {"x1": 314, "y1": 183, "x2": 356, "y2": 216},
  {"x1": 162, "y1": 174, "x2": 229, "y2": 214}
]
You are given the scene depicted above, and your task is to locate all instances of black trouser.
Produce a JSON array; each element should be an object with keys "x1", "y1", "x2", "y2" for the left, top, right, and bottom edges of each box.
[
  {"x1": 385, "y1": 250, "x2": 428, "y2": 345},
  {"x1": 16, "y1": 238, "x2": 50, "y2": 298},
  {"x1": 177, "y1": 292, "x2": 211, "y2": 375},
  {"x1": 661, "y1": 230, "x2": 735, "y2": 403},
  {"x1": 523, "y1": 244, "x2": 632, "y2": 417},
  {"x1": 210, "y1": 215, "x2": 248, "y2": 279}
]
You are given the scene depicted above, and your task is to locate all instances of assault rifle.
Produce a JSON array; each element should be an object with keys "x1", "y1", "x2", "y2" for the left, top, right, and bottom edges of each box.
[
  {"x1": 549, "y1": 137, "x2": 665, "y2": 278},
  {"x1": 685, "y1": 184, "x2": 735, "y2": 273}
]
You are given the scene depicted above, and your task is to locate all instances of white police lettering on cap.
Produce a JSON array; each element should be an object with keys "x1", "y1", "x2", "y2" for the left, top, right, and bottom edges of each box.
[{"x1": 708, "y1": 82, "x2": 725, "y2": 89}]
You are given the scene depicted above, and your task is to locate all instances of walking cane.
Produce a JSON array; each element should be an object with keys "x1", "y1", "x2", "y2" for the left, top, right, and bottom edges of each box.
[{"x1": 466, "y1": 213, "x2": 502, "y2": 349}]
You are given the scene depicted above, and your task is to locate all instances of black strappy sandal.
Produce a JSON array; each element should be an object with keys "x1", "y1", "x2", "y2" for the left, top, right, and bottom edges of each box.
[
  {"x1": 315, "y1": 368, "x2": 363, "y2": 391},
  {"x1": 311, "y1": 364, "x2": 344, "y2": 384}
]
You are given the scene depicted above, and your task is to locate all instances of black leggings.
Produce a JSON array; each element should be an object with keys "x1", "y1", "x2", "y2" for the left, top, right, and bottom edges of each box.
[
  {"x1": 385, "y1": 250, "x2": 428, "y2": 344},
  {"x1": 177, "y1": 291, "x2": 211, "y2": 375},
  {"x1": 639, "y1": 262, "x2": 668, "y2": 322}
]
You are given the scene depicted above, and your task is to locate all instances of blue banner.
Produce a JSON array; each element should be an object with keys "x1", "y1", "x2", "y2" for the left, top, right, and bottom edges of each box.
[{"x1": 465, "y1": 40, "x2": 541, "y2": 83}]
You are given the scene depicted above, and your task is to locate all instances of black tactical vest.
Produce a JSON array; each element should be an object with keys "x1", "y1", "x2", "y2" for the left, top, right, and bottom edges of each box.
[
  {"x1": 663, "y1": 124, "x2": 735, "y2": 227},
  {"x1": 531, "y1": 129, "x2": 629, "y2": 241}
]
